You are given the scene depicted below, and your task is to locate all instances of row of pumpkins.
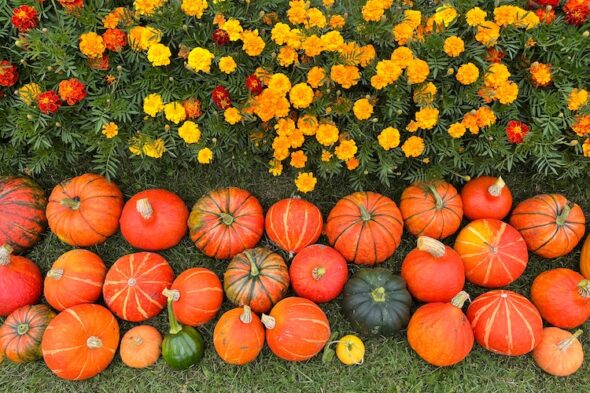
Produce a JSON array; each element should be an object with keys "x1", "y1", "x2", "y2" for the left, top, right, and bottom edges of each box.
[{"x1": 1, "y1": 174, "x2": 590, "y2": 380}]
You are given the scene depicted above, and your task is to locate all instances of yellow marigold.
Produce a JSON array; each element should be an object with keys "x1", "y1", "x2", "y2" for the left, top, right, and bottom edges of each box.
[
  {"x1": 316, "y1": 123, "x2": 339, "y2": 146},
  {"x1": 197, "y1": 147, "x2": 213, "y2": 164},
  {"x1": 103, "y1": 8, "x2": 122, "y2": 29},
  {"x1": 290, "y1": 150, "x2": 307, "y2": 168},
  {"x1": 181, "y1": 0, "x2": 208, "y2": 18},
  {"x1": 376, "y1": 60, "x2": 403, "y2": 86},
  {"x1": 456, "y1": 63, "x2": 480, "y2": 85},
  {"x1": 371, "y1": 75, "x2": 388, "y2": 90},
  {"x1": 466, "y1": 7, "x2": 486, "y2": 27},
  {"x1": 18, "y1": 82, "x2": 42, "y2": 106},
  {"x1": 302, "y1": 35, "x2": 324, "y2": 57},
  {"x1": 362, "y1": 0, "x2": 385, "y2": 22},
  {"x1": 393, "y1": 22, "x2": 414, "y2": 45},
  {"x1": 402, "y1": 136, "x2": 425, "y2": 158},
  {"x1": 495, "y1": 81, "x2": 519, "y2": 104},
  {"x1": 187, "y1": 47, "x2": 214, "y2": 73},
  {"x1": 475, "y1": 107, "x2": 497, "y2": 127},
  {"x1": 268, "y1": 73, "x2": 292, "y2": 95},
  {"x1": 413, "y1": 82, "x2": 437, "y2": 107},
  {"x1": 271, "y1": 22, "x2": 290, "y2": 45},
  {"x1": 275, "y1": 118, "x2": 296, "y2": 136},
  {"x1": 330, "y1": 64, "x2": 360, "y2": 89},
  {"x1": 101, "y1": 122, "x2": 119, "y2": 138},
  {"x1": 346, "y1": 157, "x2": 359, "y2": 170},
  {"x1": 164, "y1": 102, "x2": 187, "y2": 124},
  {"x1": 253, "y1": 89, "x2": 291, "y2": 122},
  {"x1": 147, "y1": 43, "x2": 171, "y2": 67},
  {"x1": 406, "y1": 121, "x2": 419, "y2": 133},
  {"x1": 359, "y1": 45, "x2": 376, "y2": 67},
  {"x1": 568, "y1": 89, "x2": 589, "y2": 111},
  {"x1": 278, "y1": 46, "x2": 299, "y2": 67},
  {"x1": 391, "y1": 46, "x2": 414, "y2": 69},
  {"x1": 128, "y1": 26, "x2": 161, "y2": 51},
  {"x1": 298, "y1": 115, "x2": 318, "y2": 136},
  {"x1": 433, "y1": 4, "x2": 458, "y2": 27},
  {"x1": 241, "y1": 30, "x2": 265, "y2": 57},
  {"x1": 353, "y1": 98, "x2": 374, "y2": 120},
  {"x1": 221, "y1": 19, "x2": 242, "y2": 41},
  {"x1": 321, "y1": 150, "x2": 333, "y2": 161},
  {"x1": 494, "y1": 5, "x2": 518, "y2": 27},
  {"x1": 295, "y1": 172, "x2": 317, "y2": 193},
  {"x1": 485, "y1": 63, "x2": 511, "y2": 87},
  {"x1": 79, "y1": 32, "x2": 106, "y2": 59},
  {"x1": 134, "y1": 0, "x2": 166, "y2": 16},
  {"x1": 272, "y1": 136, "x2": 291, "y2": 160},
  {"x1": 335, "y1": 139, "x2": 358, "y2": 161},
  {"x1": 219, "y1": 56, "x2": 237, "y2": 74},
  {"x1": 224, "y1": 107, "x2": 242, "y2": 125},
  {"x1": 269, "y1": 159, "x2": 283, "y2": 176},
  {"x1": 404, "y1": 10, "x2": 422, "y2": 29},
  {"x1": 516, "y1": 11, "x2": 540, "y2": 30},
  {"x1": 290, "y1": 129, "x2": 305, "y2": 149},
  {"x1": 320, "y1": 31, "x2": 344, "y2": 52},
  {"x1": 448, "y1": 122, "x2": 466, "y2": 138},
  {"x1": 143, "y1": 138, "x2": 166, "y2": 158},
  {"x1": 329, "y1": 15, "x2": 346, "y2": 29},
  {"x1": 415, "y1": 107, "x2": 439, "y2": 130},
  {"x1": 143, "y1": 93, "x2": 164, "y2": 117},
  {"x1": 530, "y1": 62, "x2": 552, "y2": 87},
  {"x1": 178, "y1": 121, "x2": 201, "y2": 143},
  {"x1": 572, "y1": 115, "x2": 590, "y2": 137},
  {"x1": 306, "y1": 8, "x2": 327, "y2": 28},
  {"x1": 475, "y1": 21, "x2": 500, "y2": 47},
  {"x1": 378, "y1": 127, "x2": 400, "y2": 150},
  {"x1": 287, "y1": 2, "x2": 308, "y2": 25},
  {"x1": 444, "y1": 36, "x2": 465, "y2": 58},
  {"x1": 583, "y1": 139, "x2": 590, "y2": 157},
  {"x1": 406, "y1": 59, "x2": 430, "y2": 84},
  {"x1": 286, "y1": 29, "x2": 303, "y2": 49},
  {"x1": 323, "y1": 0, "x2": 334, "y2": 7},
  {"x1": 289, "y1": 83, "x2": 314, "y2": 109}
]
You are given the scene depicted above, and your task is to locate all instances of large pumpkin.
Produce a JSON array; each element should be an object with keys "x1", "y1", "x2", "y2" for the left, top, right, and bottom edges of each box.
[
  {"x1": 461, "y1": 176, "x2": 512, "y2": 220},
  {"x1": 510, "y1": 194, "x2": 586, "y2": 258},
  {"x1": 120, "y1": 325, "x2": 162, "y2": 369},
  {"x1": 400, "y1": 181, "x2": 463, "y2": 239},
  {"x1": 454, "y1": 219, "x2": 528, "y2": 288},
  {"x1": 103, "y1": 252, "x2": 174, "y2": 322},
  {"x1": 262, "y1": 297, "x2": 330, "y2": 362},
  {"x1": 46, "y1": 173, "x2": 123, "y2": 247},
  {"x1": 44, "y1": 249, "x2": 106, "y2": 311},
  {"x1": 42, "y1": 304, "x2": 119, "y2": 380},
  {"x1": 265, "y1": 197, "x2": 323, "y2": 256},
  {"x1": 224, "y1": 247, "x2": 290, "y2": 313},
  {"x1": 120, "y1": 188, "x2": 189, "y2": 251},
  {"x1": 0, "y1": 176, "x2": 47, "y2": 253},
  {"x1": 467, "y1": 290, "x2": 543, "y2": 356},
  {"x1": 188, "y1": 187, "x2": 264, "y2": 259},
  {"x1": 342, "y1": 268, "x2": 412, "y2": 336},
  {"x1": 532, "y1": 328, "x2": 584, "y2": 377},
  {"x1": 0, "y1": 245, "x2": 42, "y2": 316},
  {"x1": 581, "y1": 234, "x2": 590, "y2": 278},
  {"x1": 0, "y1": 304, "x2": 55, "y2": 364},
  {"x1": 213, "y1": 306, "x2": 265, "y2": 365},
  {"x1": 326, "y1": 192, "x2": 403, "y2": 265}
]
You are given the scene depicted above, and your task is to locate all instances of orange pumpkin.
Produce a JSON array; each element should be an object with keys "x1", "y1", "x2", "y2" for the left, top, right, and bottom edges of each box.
[
  {"x1": 510, "y1": 194, "x2": 586, "y2": 258},
  {"x1": 579, "y1": 234, "x2": 590, "y2": 278},
  {"x1": 103, "y1": 252, "x2": 174, "y2": 322},
  {"x1": 42, "y1": 304, "x2": 119, "y2": 380},
  {"x1": 400, "y1": 181, "x2": 463, "y2": 240},
  {"x1": 213, "y1": 306, "x2": 265, "y2": 365},
  {"x1": 532, "y1": 328, "x2": 584, "y2": 377},
  {"x1": 325, "y1": 192, "x2": 403, "y2": 265},
  {"x1": 44, "y1": 249, "x2": 106, "y2": 311},
  {"x1": 461, "y1": 176, "x2": 512, "y2": 220},
  {"x1": 120, "y1": 325, "x2": 162, "y2": 368},
  {"x1": 46, "y1": 173, "x2": 123, "y2": 247},
  {"x1": 0, "y1": 245, "x2": 42, "y2": 317},
  {"x1": 454, "y1": 219, "x2": 528, "y2": 288}
]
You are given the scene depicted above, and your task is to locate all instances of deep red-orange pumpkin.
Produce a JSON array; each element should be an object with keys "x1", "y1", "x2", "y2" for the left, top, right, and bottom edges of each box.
[
  {"x1": 581, "y1": 234, "x2": 590, "y2": 279},
  {"x1": 103, "y1": 252, "x2": 174, "y2": 322},
  {"x1": 325, "y1": 192, "x2": 403, "y2": 265},
  {"x1": 401, "y1": 237, "x2": 465, "y2": 303},
  {"x1": 510, "y1": 194, "x2": 586, "y2": 258},
  {"x1": 0, "y1": 245, "x2": 42, "y2": 316},
  {"x1": 213, "y1": 306, "x2": 265, "y2": 365},
  {"x1": 120, "y1": 325, "x2": 162, "y2": 369},
  {"x1": 46, "y1": 173, "x2": 123, "y2": 247},
  {"x1": 532, "y1": 328, "x2": 584, "y2": 377},
  {"x1": 44, "y1": 249, "x2": 106, "y2": 311},
  {"x1": 467, "y1": 290, "x2": 543, "y2": 356},
  {"x1": 461, "y1": 176, "x2": 512, "y2": 220},
  {"x1": 42, "y1": 304, "x2": 119, "y2": 380},
  {"x1": 188, "y1": 187, "x2": 264, "y2": 259}
]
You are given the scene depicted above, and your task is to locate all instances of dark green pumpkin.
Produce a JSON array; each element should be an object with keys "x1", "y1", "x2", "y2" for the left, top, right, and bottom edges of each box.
[
  {"x1": 342, "y1": 268, "x2": 412, "y2": 336},
  {"x1": 162, "y1": 298, "x2": 205, "y2": 370}
]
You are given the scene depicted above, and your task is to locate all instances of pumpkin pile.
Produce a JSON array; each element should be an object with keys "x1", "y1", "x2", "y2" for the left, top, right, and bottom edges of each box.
[{"x1": 0, "y1": 173, "x2": 589, "y2": 379}]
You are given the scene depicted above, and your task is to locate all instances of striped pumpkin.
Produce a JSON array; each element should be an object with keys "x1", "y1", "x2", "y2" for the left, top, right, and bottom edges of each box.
[
  {"x1": 454, "y1": 219, "x2": 528, "y2": 288},
  {"x1": 510, "y1": 194, "x2": 586, "y2": 258},
  {"x1": 467, "y1": 290, "x2": 543, "y2": 356},
  {"x1": 103, "y1": 252, "x2": 174, "y2": 322},
  {"x1": 224, "y1": 247, "x2": 290, "y2": 314}
]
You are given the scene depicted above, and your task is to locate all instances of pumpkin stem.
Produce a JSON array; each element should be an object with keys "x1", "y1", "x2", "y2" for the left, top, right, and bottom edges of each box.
[
  {"x1": 162, "y1": 288, "x2": 181, "y2": 302},
  {"x1": 0, "y1": 244, "x2": 13, "y2": 266},
  {"x1": 312, "y1": 266, "x2": 326, "y2": 280},
  {"x1": 261, "y1": 314, "x2": 276, "y2": 329},
  {"x1": 132, "y1": 336, "x2": 144, "y2": 346},
  {"x1": 371, "y1": 287, "x2": 386, "y2": 303},
  {"x1": 86, "y1": 336, "x2": 103, "y2": 349},
  {"x1": 488, "y1": 177, "x2": 506, "y2": 197},
  {"x1": 426, "y1": 184, "x2": 444, "y2": 210},
  {"x1": 557, "y1": 330, "x2": 583, "y2": 351},
  {"x1": 249, "y1": 257, "x2": 260, "y2": 276},
  {"x1": 359, "y1": 205, "x2": 372, "y2": 222},
  {"x1": 136, "y1": 198, "x2": 153, "y2": 220},
  {"x1": 17, "y1": 323, "x2": 30, "y2": 335},
  {"x1": 240, "y1": 306, "x2": 253, "y2": 324},
  {"x1": 166, "y1": 297, "x2": 183, "y2": 335},
  {"x1": 60, "y1": 197, "x2": 81, "y2": 210},
  {"x1": 219, "y1": 213, "x2": 234, "y2": 226},
  {"x1": 556, "y1": 203, "x2": 572, "y2": 226},
  {"x1": 47, "y1": 268, "x2": 64, "y2": 280},
  {"x1": 578, "y1": 280, "x2": 590, "y2": 298},
  {"x1": 451, "y1": 291, "x2": 471, "y2": 308},
  {"x1": 416, "y1": 236, "x2": 446, "y2": 258}
]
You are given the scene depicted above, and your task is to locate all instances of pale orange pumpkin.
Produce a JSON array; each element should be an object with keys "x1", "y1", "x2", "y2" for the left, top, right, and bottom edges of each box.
[{"x1": 120, "y1": 325, "x2": 162, "y2": 369}]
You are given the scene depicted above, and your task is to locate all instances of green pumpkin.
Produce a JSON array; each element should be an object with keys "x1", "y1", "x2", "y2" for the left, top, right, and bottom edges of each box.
[
  {"x1": 162, "y1": 296, "x2": 205, "y2": 370},
  {"x1": 342, "y1": 268, "x2": 412, "y2": 336}
]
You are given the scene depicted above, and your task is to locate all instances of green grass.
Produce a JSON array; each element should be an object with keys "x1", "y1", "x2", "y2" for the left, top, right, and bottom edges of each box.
[{"x1": 1, "y1": 163, "x2": 590, "y2": 393}]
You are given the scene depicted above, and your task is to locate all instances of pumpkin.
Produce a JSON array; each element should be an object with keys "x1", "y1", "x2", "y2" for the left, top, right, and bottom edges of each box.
[
  {"x1": 0, "y1": 304, "x2": 55, "y2": 364},
  {"x1": 162, "y1": 297, "x2": 205, "y2": 370},
  {"x1": 0, "y1": 176, "x2": 47, "y2": 253},
  {"x1": 467, "y1": 290, "x2": 543, "y2": 356},
  {"x1": 120, "y1": 325, "x2": 162, "y2": 369},
  {"x1": 510, "y1": 194, "x2": 585, "y2": 258},
  {"x1": 400, "y1": 181, "x2": 463, "y2": 240},
  {"x1": 289, "y1": 244, "x2": 348, "y2": 303},
  {"x1": 42, "y1": 304, "x2": 120, "y2": 380},
  {"x1": 454, "y1": 219, "x2": 528, "y2": 288},
  {"x1": 401, "y1": 236, "x2": 465, "y2": 303},
  {"x1": 325, "y1": 192, "x2": 403, "y2": 265},
  {"x1": 407, "y1": 291, "x2": 474, "y2": 367},
  {"x1": 164, "y1": 267, "x2": 223, "y2": 326},
  {"x1": 581, "y1": 234, "x2": 590, "y2": 278},
  {"x1": 103, "y1": 252, "x2": 174, "y2": 322},
  {"x1": 120, "y1": 188, "x2": 189, "y2": 251},
  {"x1": 461, "y1": 176, "x2": 512, "y2": 220},
  {"x1": 342, "y1": 268, "x2": 412, "y2": 336},
  {"x1": 530, "y1": 268, "x2": 590, "y2": 328},
  {"x1": 336, "y1": 335, "x2": 365, "y2": 366},
  {"x1": 44, "y1": 249, "x2": 106, "y2": 311},
  {"x1": 46, "y1": 173, "x2": 123, "y2": 247},
  {"x1": 262, "y1": 297, "x2": 330, "y2": 361},
  {"x1": 265, "y1": 197, "x2": 323, "y2": 256},
  {"x1": 532, "y1": 328, "x2": 584, "y2": 377},
  {"x1": 188, "y1": 187, "x2": 264, "y2": 260},
  {"x1": 213, "y1": 306, "x2": 265, "y2": 365},
  {"x1": 0, "y1": 245, "x2": 42, "y2": 316},
  {"x1": 224, "y1": 247, "x2": 290, "y2": 313}
]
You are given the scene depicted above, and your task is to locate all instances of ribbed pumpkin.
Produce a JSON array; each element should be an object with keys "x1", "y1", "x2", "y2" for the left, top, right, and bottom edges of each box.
[
  {"x1": 532, "y1": 328, "x2": 584, "y2": 377},
  {"x1": 120, "y1": 325, "x2": 162, "y2": 369},
  {"x1": 289, "y1": 244, "x2": 348, "y2": 303},
  {"x1": 103, "y1": 252, "x2": 174, "y2": 322},
  {"x1": 407, "y1": 291, "x2": 474, "y2": 367},
  {"x1": 213, "y1": 306, "x2": 265, "y2": 365},
  {"x1": 265, "y1": 197, "x2": 323, "y2": 256},
  {"x1": 400, "y1": 181, "x2": 463, "y2": 239},
  {"x1": 0, "y1": 304, "x2": 55, "y2": 364},
  {"x1": 0, "y1": 176, "x2": 47, "y2": 253},
  {"x1": 510, "y1": 194, "x2": 586, "y2": 258},
  {"x1": 46, "y1": 173, "x2": 124, "y2": 247},
  {"x1": 224, "y1": 247, "x2": 290, "y2": 313},
  {"x1": 0, "y1": 245, "x2": 42, "y2": 317},
  {"x1": 44, "y1": 249, "x2": 106, "y2": 311},
  {"x1": 164, "y1": 267, "x2": 223, "y2": 326},
  {"x1": 461, "y1": 176, "x2": 512, "y2": 220},
  {"x1": 120, "y1": 188, "x2": 188, "y2": 251},
  {"x1": 262, "y1": 297, "x2": 330, "y2": 362},
  {"x1": 42, "y1": 304, "x2": 119, "y2": 380},
  {"x1": 467, "y1": 290, "x2": 543, "y2": 356},
  {"x1": 581, "y1": 235, "x2": 590, "y2": 278},
  {"x1": 326, "y1": 192, "x2": 403, "y2": 265},
  {"x1": 530, "y1": 268, "x2": 590, "y2": 328},
  {"x1": 401, "y1": 237, "x2": 465, "y2": 303},
  {"x1": 188, "y1": 187, "x2": 264, "y2": 260},
  {"x1": 454, "y1": 219, "x2": 528, "y2": 288}
]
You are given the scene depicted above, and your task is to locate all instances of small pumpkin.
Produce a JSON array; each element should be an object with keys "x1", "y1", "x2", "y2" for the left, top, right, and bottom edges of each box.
[
  {"x1": 162, "y1": 297, "x2": 205, "y2": 370},
  {"x1": 461, "y1": 176, "x2": 512, "y2": 220},
  {"x1": 532, "y1": 328, "x2": 584, "y2": 377},
  {"x1": 213, "y1": 306, "x2": 265, "y2": 365},
  {"x1": 336, "y1": 335, "x2": 365, "y2": 366},
  {"x1": 0, "y1": 245, "x2": 42, "y2": 317},
  {"x1": 581, "y1": 235, "x2": 590, "y2": 279},
  {"x1": 120, "y1": 325, "x2": 162, "y2": 369}
]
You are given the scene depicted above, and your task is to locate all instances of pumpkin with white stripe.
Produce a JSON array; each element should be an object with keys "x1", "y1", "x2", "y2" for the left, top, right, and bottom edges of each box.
[
  {"x1": 103, "y1": 252, "x2": 174, "y2": 322},
  {"x1": 42, "y1": 304, "x2": 119, "y2": 380},
  {"x1": 163, "y1": 267, "x2": 223, "y2": 326},
  {"x1": 467, "y1": 290, "x2": 543, "y2": 356},
  {"x1": 454, "y1": 219, "x2": 528, "y2": 288},
  {"x1": 213, "y1": 306, "x2": 265, "y2": 365}
]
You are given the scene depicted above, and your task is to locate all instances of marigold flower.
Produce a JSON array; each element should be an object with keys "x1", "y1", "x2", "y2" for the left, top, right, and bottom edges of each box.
[
  {"x1": 11, "y1": 5, "x2": 38, "y2": 32},
  {"x1": 564, "y1": 0, "x2": 590, "y2": 26},
  {"x1": 316, "y1": 123, "x2": 339, "y2": 146},
  {"x1": 58, "y1": 0, "x2": 83, "y2": 9},
  {"x1": 321, "y1": 150, "x2": 333, "y2": 162},
  {"x1": 466, "y1": 7, "x2": 486, "y2": 26},
  {"x1": 475, "y1": 21, "x2": 500, "y2": 47},
  {"x1": 298, "y1": 115, "x2": 318, "y2": 136},
  {"x1": 568, "y1": 89, "x2": 589, "y2": 111},
  {"x1": 245, "y1": 74, "x2": 264, "y2": 96},
  {"x1": 241, "y1": 30, "x2": 266, "y2": 57},
  {"x1": 212, "y1": 28, "x2": 229, "y2": 46},
  {"x1": 335, "y1": 139, "x2": 358, "y2": 161},
  {"x1": 406, "y1": 59, "x2": 430, "y2": 84},
  {"x1": 378, "y1": 127, "x2": 400, "y2": 150},
  {"x1": 353, "y1": 98, "x2": 373, "y2": 120},
  {"x1": 393, "y1": 22, "x2": 414, "y2": 45},
  {"x1": 320, "y1": 31, "x2": 344, "y2": 51},
  {"x1": 572, "y1": 115, "x2": 590, "y2": 136},
  {"x1": 187, "y1": 47, "x2": 214, "y2": 73},
  {"x1": 128, "y1": 26, "x2": 161, "y2": 51},
  {"x1": 330, "y1": 64, "x2": 360, "y2": 89},
  {"x1": 143, "y1": 138, "x2": 166, "y2": 158},
  {"x1": 302, "y1": 35, "x2": 324, "y2": 58},
  {"x1": 271, "y1": 23, "x2": 291, "y2": 45},
  {"x1": 506, "y1": 120, "x2": 530, "y2": 144},
  {"x1": 164, "y1": 102, "x2": 187, "y2": 124},
  {"x1": 197, "y1": 147, "x2": 213, "y2": 164},
  {"x1": 415, "y1": 107, "x2": 439, "y2": 130},
  {"x1": 530, "y1": 62, "x2": 552, "y2": 87},
  {"x1": 268, "y1": 73, "x2": 292, "y2": 95},
  {"x1": 495, "y1": 81, "x2": 519, "y2": 105},
  {"x1": 295, "y1": 172, "x2": 317, "y2": 193},
  {"x1": 224, "y1": 107, "x2": 242, "y2": 125},
  {"x1": 219, "y1": 56, "x2": 237, "y2": 74},
  {"x1": 277, "y1": 46, "x2": 299, "y2": 67},
  {"x1": 134, "y1": 0, "x2": 166, "y2": 16},
  {"x1": 536, "y1": 8, "x2": 556, "y2": 24},
  {"x1": 102, "y1": 122, "x2": 119, "y2": 138},
  {"x1": 212, "y1": 85, "x2": 232, "y2": 109},
  {"x1": 362, "y1": 0, "x2": 385, "y2": 22},
  {"x1": 391, "y1": 46, "x2": 414, "y2": 69},
  {"x1": 147, "y1": 43, "x2": 171, "y2": 67},
  {"x1": 103, "y1": 29, "x2": 127, "y2": 52},
  {"x1": 329, "y1": 15, "x2": 346, "y2": 29},
  {"x1": 307, "y1": 67, "x2": 326, "y2": 88},
  {"x1": 413, "y1": 82, "x2": 438, "y2": 107},
  {"x1": 18, "y1": 82, "x2": 42, "y2": 106},
  {"x1": 444, "y1": 36, "x2": 465, "y2": 58},
  {"x1": 181, "y1": 0, "x2": 208, "y2": 18},
  {"x1": 494, "y1": 5, "x2": 518, "y2": 27},
  {"x1": 583, "y1": 139, "x2": 590, "y2": 157},
  {"x1": 144, "y1": 93, "x2": 164, "y2": 117},
  {"x1": 475, "y1": 107, "x2": 497, "y2": 128},
  {"x1": 58, "y1": 78, "x2": 87, "y2": 105},
  {"x1": 102, "y1": 7, "x2": 127, "y2": 29},
  {"x1": 79, "y1": 32, "x2": 106, "y2": 59},
  {"x1": 221, "y1": 19, "x2": 243, "y2": 41},
  {"x1": 456, "y1": 63, "x2": 480, "y2": 85},
  {"x1": 402, "y1": 136, "x2": 425, "y2": 157},
  {"x1": 289, "y1": 83, "x2": 314, "y2": 109},
  {"x1": 0, "y1": 61, "x2": 19, "y2": 87},
  {"x1": 448, "y1": 123, "x2": 466, "y2": 138},
  {"x1": 178, "y1": 121, "x2": 201, "y2": 143},
  {"x1": 269, "y1": 159, "x2": 283, "y2": 176},
  {"x1": 290, "y1": 150, "x2": 307, "y2": 168},
  {"x1": 38, "y1": 91, "x2": 62, "y2": 114},
  {"x1": 346, "y1": 157, "x2": 359, "y2": 170},
  {"x1": 183, "y1": 98, "x2": 202, "y2": 119}
]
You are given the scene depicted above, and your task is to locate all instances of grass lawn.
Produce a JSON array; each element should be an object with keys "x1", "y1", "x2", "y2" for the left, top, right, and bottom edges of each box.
[{"x1": 1, "y1": 162, "x2": 590, "y2": 393}]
